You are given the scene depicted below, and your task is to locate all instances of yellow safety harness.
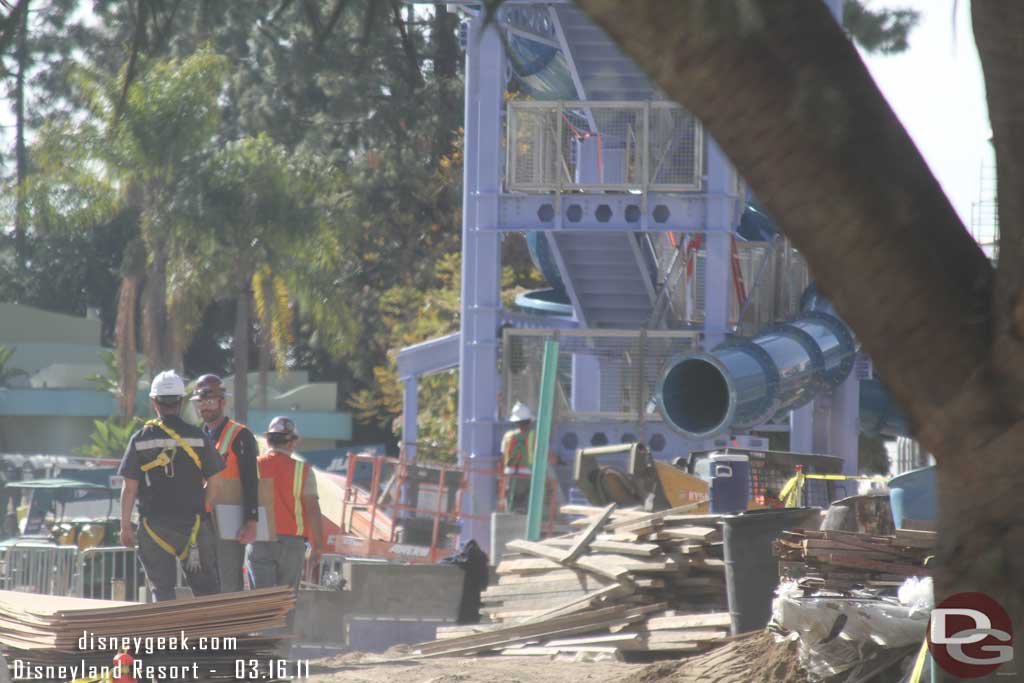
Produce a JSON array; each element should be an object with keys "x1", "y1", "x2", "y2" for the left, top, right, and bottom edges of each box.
[
  {"x1": 142, "y1": 515, "x2": 200, "y2": 561},
  {"x1": 137, "y1": 419, "x2": 204, "y2": 566},
  {"x1": 138, "y1": 419, "x2": 203, "y2": 473},
  {"x1": 779, "y1": 471, "x2": 890, "y2": 508}
]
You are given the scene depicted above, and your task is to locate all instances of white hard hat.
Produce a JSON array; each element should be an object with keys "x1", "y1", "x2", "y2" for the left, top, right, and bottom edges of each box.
[
  {"x1": 509, "y1": 401, "x2": 533, "y2": 422},
  {"x1": 149, "y1": 370, "x2": 186, "y2": 399}
]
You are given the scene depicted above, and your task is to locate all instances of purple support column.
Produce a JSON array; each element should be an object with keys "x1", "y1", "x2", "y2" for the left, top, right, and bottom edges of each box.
[{"x1": 457, "y1": 16, "x2": 505, "y2": 548}]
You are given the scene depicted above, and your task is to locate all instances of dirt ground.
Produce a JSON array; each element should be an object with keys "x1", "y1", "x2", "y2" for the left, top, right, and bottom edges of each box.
[{"x1": 305, "y1": 633, "x2": 810, "y2": 683}]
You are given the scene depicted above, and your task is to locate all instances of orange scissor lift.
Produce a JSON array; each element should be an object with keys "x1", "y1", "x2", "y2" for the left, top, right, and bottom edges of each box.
[{"x1": 320, "y1": 453, "x2": 561, "y2": 563}]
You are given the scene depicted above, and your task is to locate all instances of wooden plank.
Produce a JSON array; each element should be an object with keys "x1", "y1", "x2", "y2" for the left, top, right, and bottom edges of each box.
[
  {"x1": 645, "y1": 612, "x2": 731, "y2": 630},
  {"x1": 641, "y1": 629, "x2": 728, "y2": 643},
  {"x1": 589, "y1": 540, "x2": 661, "y2": 556},
  {"x1": 629, "y1": 641, "x2": 706, "y2": 652},
  {"x1": 496, "y1": 557, "x2": 563, "y2": 574},
  {"x1": 816, "y1": 554, "x2": 931, "y2": 576},
  {"x1": 894, "y1": 528, "x2": 937, "y2": 548},
  {"x1": 605, "y1": 499, "x2": 710, "y2": 531},
  {"x1": 575, "y1": 554, "x2": 679, "y2": 581},
  {"x1": 560, "y1": 503, "x2": 617, "y2": 563},
  {"x1": 499, "y1": 647, "x2": 559, "y2": 656},
  {"x1": 415, "y1": 603, "x2": 667, "y2": 658},
  {"x1": 415, "y1": 603, "x2": 634, "y2": 654},
  {"x1": 498, "y1": 569, "x2": 590, "y2": 584},
  {"x1": 662, "y1": 526, "x2": 721, "y2": 542},
  {"x1": 561, "y1": 504, "x2": 645, "y2": 519},
  {"x1": 505, "y1": 539, "x2": 570, "y2": 563},
  {"x1": 485, "y1": 576, "x2": 612, "y2": 599},
  {"x1": 545, "y1": 632, "x2": 641, "y2": 648},
  {"x1": 662, "y1": 514, "x2": 723, "y2": 526},
  {"x1": 518, "y1": 583, "x2": 633, "y2": 625},
  {"x1": 900, "y1": 519, "x2": 937, "y2": 532}
]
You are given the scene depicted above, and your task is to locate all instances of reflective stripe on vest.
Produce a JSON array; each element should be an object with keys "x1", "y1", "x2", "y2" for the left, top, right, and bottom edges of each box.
[
  {"x1": 292, "y1": 460, "x2": 305, "y2": 536},
  {"x1": 215, "y1": 419, "x2": 244, "y2": 479},
  {"x1": 257, "y1": 452, "x2": 305, "y2": 536}
]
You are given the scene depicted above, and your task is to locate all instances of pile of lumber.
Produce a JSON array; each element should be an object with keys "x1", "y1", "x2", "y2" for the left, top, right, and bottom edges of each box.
[
  {"x1": 774, "y1": 528, "x2": 935, "y2": 592},
  {"x1": 420, "y1": 502, "x2": 732, "y2": 661},
  {"x1": 0, "y1": 587, "x2": 294, "y2": 681}
]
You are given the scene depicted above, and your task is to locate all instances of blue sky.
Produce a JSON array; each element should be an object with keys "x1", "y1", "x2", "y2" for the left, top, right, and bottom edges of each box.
[{"x1": 859, "y1": 0, "x2": 994, "y2": 246}]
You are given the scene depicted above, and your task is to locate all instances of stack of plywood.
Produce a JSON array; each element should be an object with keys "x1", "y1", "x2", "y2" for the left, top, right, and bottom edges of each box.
[
  {"x1": 774, "y1": 528, "x2": 934, "y2": 591},
  {"x1": 419, "y1": 502, "x2": 731, "y2": 661},
  {"x1": 0, "y1": 587, "x2": 294, "y2": 681}
]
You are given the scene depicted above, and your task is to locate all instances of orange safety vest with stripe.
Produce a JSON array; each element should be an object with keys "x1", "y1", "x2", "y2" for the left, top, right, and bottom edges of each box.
[
  {"x1": 257, "y1": 450, "x2": 307, "y2": 537},
  {"x1": 214, "y1": 419, "x2": 246, "y2": 478}
]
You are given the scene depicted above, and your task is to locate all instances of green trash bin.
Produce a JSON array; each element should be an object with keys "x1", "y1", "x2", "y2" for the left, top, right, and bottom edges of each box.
[{"x1": 722, "y1": 508, "x2": 822, "y2": 635}]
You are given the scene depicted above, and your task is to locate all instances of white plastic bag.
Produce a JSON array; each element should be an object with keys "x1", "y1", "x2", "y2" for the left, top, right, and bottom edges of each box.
[{"x1": 897, "y1": 576, "x2": 934, "y2": 616}]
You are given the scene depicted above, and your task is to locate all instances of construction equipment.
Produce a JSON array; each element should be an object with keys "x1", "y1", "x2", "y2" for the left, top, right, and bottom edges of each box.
[
  {"x1": 574, "y1": 443, "x2": 849, "y2": 512},
  {"x1": 318, "y1": 453, "x2": 466, "y2": 563},
  {"x1": 574, "y1": 443, "x2": 709, "y2": 511}
]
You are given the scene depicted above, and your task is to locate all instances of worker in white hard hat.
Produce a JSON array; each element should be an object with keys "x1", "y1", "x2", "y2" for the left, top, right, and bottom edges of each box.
[
  {"x1": 500, "y1": 402, "x2": 561, "y2": 512},
  {"x1": 117, "y1": 370, "x2": 225, "y2": 600}
]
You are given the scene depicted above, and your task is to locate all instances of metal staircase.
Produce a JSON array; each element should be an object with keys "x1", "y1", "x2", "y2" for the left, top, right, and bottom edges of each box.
[
  {"x1": 551, "y1": 232, "x2": 656, "y2": 328},
  {"x1": 537, "y1": 5, "x2": 665, "y2": 328},
  {"x1": 552, "y1": 5, "x2": 656, "y2": 102}
]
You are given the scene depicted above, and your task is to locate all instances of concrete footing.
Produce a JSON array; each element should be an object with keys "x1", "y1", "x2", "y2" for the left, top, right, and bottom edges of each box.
[{"x1": 294, "y1": 560, "x2": 465, "y2": 652}]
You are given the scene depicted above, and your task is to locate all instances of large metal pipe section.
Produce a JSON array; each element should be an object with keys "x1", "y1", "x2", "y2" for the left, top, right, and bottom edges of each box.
[{"x1": 657, "y1": 311, "x2": 857, "y2": 439}]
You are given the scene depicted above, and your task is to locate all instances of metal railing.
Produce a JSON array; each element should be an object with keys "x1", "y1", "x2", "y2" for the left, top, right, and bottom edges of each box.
[
  {"x1": 74, "y1": 546, "x2": 146, "y2": 601},
  {"x1": 0, "y1": 542, "x2": 78, "y2": 595},
  {"x1": 507, "y1": 100, "x2": 704, "y2": 193}
]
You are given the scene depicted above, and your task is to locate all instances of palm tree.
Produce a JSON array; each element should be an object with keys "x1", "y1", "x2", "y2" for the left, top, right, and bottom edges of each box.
[
  {"x1": 185, "y1": 134, "x2": 322, "y2": 423},
  {"x1": 54, "y1": 50, "x2": 228, "y2": 379}
]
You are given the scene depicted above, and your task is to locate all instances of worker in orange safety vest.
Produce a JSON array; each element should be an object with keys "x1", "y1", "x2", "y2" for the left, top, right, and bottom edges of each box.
[
  {"x1": 246, "y1": 417, "x2": 324, "y2": 594},
  {"x1": 191, "y1": 374, "x2": 260, "y2": 593}
]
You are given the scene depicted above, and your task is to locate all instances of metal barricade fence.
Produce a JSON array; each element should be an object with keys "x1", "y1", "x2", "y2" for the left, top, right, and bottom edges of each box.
[
  {"x1": 75, "y1": 546, "x2": 146, "y2": 601},
  {"x1": 0, "y1": 542, "x2": 78, "y2": 595}
]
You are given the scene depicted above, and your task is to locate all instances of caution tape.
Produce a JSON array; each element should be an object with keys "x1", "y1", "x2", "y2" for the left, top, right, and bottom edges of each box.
[
  {"x1": 909, "y1": 638, "x2": 929, "y2": 683},
  {"x1": 779, "y1": 472, "x2": 889, "y2": 508}
]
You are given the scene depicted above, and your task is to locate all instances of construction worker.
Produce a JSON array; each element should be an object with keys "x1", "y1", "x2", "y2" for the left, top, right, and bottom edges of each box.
[
  {"x1": 246, "y1": 417, "x2": 324, "y2": 593},
  {"x1": 501, "y1": 402, "x2": 561, "y2": 512},
  {"x1": 190, "y1": 374, "x2": 259, "y2": 593},
  {"x1": 118, "y1": 371, "x2": 223, "y2": 601}
]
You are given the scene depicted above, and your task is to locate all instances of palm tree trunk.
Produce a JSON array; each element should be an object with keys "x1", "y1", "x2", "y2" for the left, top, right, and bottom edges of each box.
[
  {"x1": 258, "y1": 327, "x2": 270, "y2": 412},
  {"x1": 141, "y1": 239, "x2": 172, "y2": 377},
  {"x1": 115, "y1": 274, "x2": 140, "y2": 425},
  {"x1": 233, "y1": 267, "x2": 252, "y2": 425},
  {"x1": 13, "y1": 0, "x2": 29, "y2": 261}
]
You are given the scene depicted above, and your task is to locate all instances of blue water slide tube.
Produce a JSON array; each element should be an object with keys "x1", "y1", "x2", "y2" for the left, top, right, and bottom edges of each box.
[{"x1": 656, "y1": 289, "x2": 908, "y2": 439}]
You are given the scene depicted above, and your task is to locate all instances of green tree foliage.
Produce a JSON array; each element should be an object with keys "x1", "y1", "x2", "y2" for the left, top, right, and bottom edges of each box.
[
  {"x1": 75, "y1": 416, "x2": 143, "y2": 458},
  {"x1": 0, "y1": 2, "x2": 543, "y2": 456},
  {"x1": 349, "y1": 253, "x2": 463, "y2": 459}
]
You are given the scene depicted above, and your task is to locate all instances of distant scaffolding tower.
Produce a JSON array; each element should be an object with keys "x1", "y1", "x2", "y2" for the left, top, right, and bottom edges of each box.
[{"x1": 970, "y1": 161, "x2": 998, "y2": 259}]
